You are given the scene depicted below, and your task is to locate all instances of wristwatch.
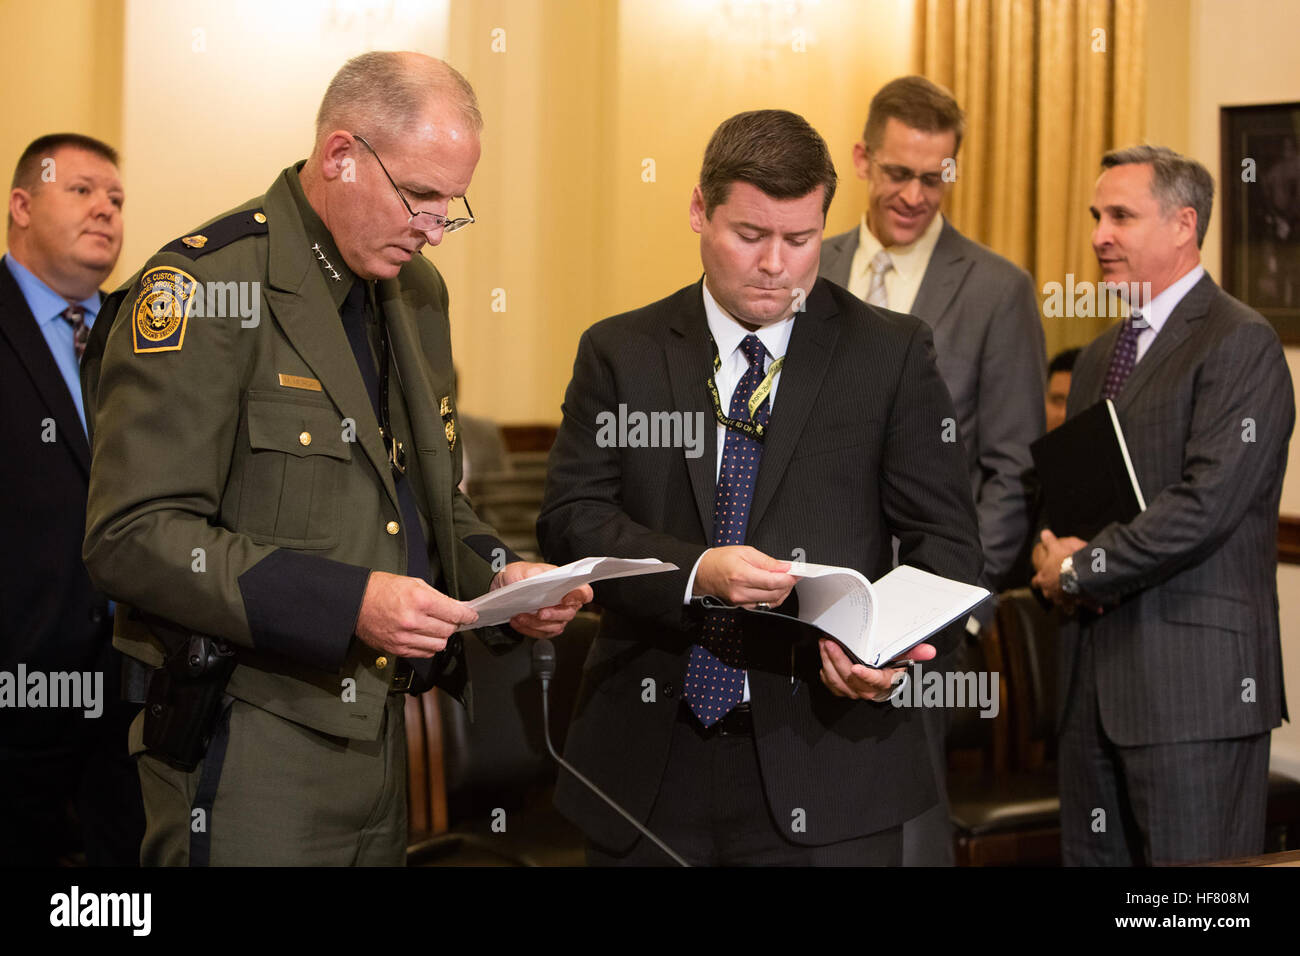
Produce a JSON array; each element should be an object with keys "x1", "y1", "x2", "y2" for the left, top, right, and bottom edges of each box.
[{"x1": 1059, "y1": 554, "x2": 1080, "y2": 596}]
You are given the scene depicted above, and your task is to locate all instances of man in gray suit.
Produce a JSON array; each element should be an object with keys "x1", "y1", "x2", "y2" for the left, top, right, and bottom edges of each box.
[
  {"x1": 1034, "y1": 145, "x2": 1293, "y2": 865},
  {"x1": 820, "y1": 75, "x2": 1046, "y2": 864}
]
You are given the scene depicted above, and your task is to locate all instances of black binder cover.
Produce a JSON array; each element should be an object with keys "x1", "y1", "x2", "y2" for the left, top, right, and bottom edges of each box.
[{"x1": 1029, "y1": 399, "x2": 1145, "y2": 540}]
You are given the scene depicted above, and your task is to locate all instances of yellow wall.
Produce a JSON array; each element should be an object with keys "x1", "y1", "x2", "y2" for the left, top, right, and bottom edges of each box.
[
  {"x1": 117, "y1": 0, "x2": 450, "y2": 291},
  {"x1": 0, "y1": 0, "x2": 123, "y2": 259},
  {"x1": 1146, "y1": 0, "x2": 1300, "y2": 776},
  {"x1": 444, "y1": 0, "x2": 916, "y2": 423},
  {"x1": 3, "y1": 0, "x2": 915, "y2": 423}
]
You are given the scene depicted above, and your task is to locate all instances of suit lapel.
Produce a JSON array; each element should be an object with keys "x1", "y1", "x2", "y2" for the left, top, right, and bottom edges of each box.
[
  {"x1": 259, "y1": 180, "x2": 397, "y2": 511},
  {"x1": 0, "y1": 258, "x2": 91, "y2": 475},
  {"x1": 820, "y1": 229, "x2": 858, "y2": 288},
  {"x1": 1114, "y1": 274, "x2": 1213, "y2": 414},
  {"x1": 380, "y1": 278, "x2": 458, "y2": 587},
  {"x1": 748, "y1": 280, "x2": 840, "y2": 534},
  {"x1": 666, "y1": 282, "x2": 718, "y2": 539},
  {"x1": 911, "y1": 221, "x2": 974, "y2": 324}
]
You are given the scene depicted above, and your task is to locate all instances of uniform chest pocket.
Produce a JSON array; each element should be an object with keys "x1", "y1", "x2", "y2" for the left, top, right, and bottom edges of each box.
[{"x1": 238, "y1": 396, "x2": 352, "y2": 549}]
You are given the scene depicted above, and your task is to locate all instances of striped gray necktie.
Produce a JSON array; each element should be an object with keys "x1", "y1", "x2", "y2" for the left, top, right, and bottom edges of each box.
[{"x1": 865, "y1": 249, "x2": 893, "y2": 308}]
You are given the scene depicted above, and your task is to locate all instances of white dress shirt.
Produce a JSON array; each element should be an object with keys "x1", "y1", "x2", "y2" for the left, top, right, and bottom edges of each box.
[
  {"x1": 679, "y1": 280, "x2": 907, "y2": 703},
  {"x1": 847, "y1": 211, "x2": 945, "y2": 313}
]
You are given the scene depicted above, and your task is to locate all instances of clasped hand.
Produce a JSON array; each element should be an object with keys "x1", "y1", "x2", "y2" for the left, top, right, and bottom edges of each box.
[{"x1": 1030, "y1": 529, "x2": 1098, "y2": 612}]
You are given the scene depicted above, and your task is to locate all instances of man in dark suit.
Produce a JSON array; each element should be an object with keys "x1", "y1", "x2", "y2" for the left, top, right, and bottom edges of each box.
[
  {"x1": 538, "y1": 110, "x2": 982, "y2": 865},
  {"x1": 0, "y1": 133, "x2": 144, "y2": 864},
  {"x1": 1033, "y1": 145, "x2": 1293, "y2": 865},
  {"x1": 820, "y1": 75, "x2": 1045, "y2": 865}
]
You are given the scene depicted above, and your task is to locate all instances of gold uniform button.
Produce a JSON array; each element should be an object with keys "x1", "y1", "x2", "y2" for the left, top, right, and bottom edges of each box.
[
  {"x1": 386, "y1": 521, "x2": 399, "y2": 535},
  {"x1": 375, "y1": 656, "x2": 388, "y2": 670},
  {"x1": 299, "y1": 431, "x2": 311, "y2": 446},
  {"x1": 253, "y1": 212, "x2": 267, "y2": 223}
]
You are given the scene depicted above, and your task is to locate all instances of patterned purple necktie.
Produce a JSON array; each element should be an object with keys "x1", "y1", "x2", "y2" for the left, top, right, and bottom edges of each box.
[
  {"x1": 1101, "y1": 311, "x2": 1149, "y2": 400},
  {"x1": 62, "y1": 305, "x2": 89, "y2": 363},
  {"x1": 683, "y1": 333, "x2": 770, "y2": 726}
]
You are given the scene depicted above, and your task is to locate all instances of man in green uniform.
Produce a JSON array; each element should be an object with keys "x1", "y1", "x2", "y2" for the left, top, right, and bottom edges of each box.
[{"x1": 81, "y1": 52, "x2": 590, "y2": 866}]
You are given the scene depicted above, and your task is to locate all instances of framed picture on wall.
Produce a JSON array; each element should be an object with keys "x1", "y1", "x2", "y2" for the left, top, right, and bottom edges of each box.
[{"x1": 1220, "y1": 102, "x2": 1300, "y2": 345}]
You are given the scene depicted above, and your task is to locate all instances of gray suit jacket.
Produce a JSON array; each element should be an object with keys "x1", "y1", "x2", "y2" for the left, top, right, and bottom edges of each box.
[
  {"x1": 821, "y1": 221, "x2": 1045, "y2": 590},
  {"x1": 1062, "y1": 273, "x2": 1293, "y2": 746}
]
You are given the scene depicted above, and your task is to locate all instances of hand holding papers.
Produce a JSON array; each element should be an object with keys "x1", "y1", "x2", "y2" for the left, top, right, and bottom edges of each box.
[{"x1": 460, "y1": 557, "x2": 678, "y2": 630}]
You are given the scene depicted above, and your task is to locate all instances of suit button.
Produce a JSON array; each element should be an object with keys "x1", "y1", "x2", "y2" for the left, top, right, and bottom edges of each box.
[
  {"x1": 386, "y1": 521, "x2": 399, "y2": 535},
  {"x1": 89, "y1": 607, "x2": 104, "y2": 623},
  {"x1": 375, "y1": 656, "x2": 388, "y2": 669},
  {"x1": 664, "y1": 682, "x2": 676, "y2": 698},
  {"x1": 299, "y1": 431, "x2": 312, "y2": 446}
]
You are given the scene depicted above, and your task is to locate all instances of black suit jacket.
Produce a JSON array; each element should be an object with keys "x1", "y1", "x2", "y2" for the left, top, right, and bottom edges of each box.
[
  {"x1": 1061, "y1": 273, "x2": 1293, "y2": 746},
  {"x1": 537, "y1": 278, "x2": 982, "y2": 850},
  {"x1": 0, "y1": 256, "x2": 114, "y2": 746}
]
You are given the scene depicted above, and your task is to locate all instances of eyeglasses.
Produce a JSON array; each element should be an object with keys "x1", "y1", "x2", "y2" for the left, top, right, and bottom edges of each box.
[
  {"x1": 352, "y1": 133, "x2": 475, "y2": 234},
  {"x1": 873, "y1": 160, "x2": 947, "y2": 191}
]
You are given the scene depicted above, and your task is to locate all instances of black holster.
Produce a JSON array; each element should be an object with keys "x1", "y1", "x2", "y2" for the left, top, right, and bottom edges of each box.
[{"x1": 143, "y1": 631, "x2": 237, "y2": 772}]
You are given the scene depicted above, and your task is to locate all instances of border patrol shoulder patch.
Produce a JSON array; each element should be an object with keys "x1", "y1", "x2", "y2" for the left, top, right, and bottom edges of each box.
[{"x1": 133, "y1": 266, "x2": 200, "y2": 354}]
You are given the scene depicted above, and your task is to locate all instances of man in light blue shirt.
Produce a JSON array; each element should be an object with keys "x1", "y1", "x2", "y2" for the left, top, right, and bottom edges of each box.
[{"x1": 0, "y1": 132, "x2": 143, "y2": 865}]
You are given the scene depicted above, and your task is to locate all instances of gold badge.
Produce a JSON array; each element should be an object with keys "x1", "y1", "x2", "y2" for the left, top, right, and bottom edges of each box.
[
  {"x1": 439, "y1": 394, "x2": 457, "y2": 451},
  {"x1": 132, "y1": 266, "x2": 199, "y2": 354},
  {"x1": 181, "y1": 235, "x2": 208, "y2": 249}
]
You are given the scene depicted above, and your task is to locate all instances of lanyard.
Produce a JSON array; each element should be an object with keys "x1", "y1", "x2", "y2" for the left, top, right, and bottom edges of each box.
[{"x1": 706, "y1": 333, "x2": 784, "y2": 442}]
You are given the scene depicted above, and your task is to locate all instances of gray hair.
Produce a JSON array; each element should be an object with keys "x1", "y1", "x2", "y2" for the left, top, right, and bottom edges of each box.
[
  {"x1": 1101, "y1": 144, "x2": 1215, "y2": 248},
  {"x1": 315, "y1": 52, "x2": 482, "y2": 148}
]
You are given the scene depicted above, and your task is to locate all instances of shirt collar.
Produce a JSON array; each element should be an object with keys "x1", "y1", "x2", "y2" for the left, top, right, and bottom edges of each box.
[
  {"x1": 701, "y1": 278, "x2": 795, "y2": 365},
  {"x1": 3, "y1": 254, "x2": 100, "y2": 328},
  {"x1": 284, "y1": 161, "x2": 358, "y2": 309},
  {"x1": 854, "y1": 210, "x2": 945, "y2": 281},
  {"x1": 1139, "y1": 264, "x2": 1205, "y2": 337}
]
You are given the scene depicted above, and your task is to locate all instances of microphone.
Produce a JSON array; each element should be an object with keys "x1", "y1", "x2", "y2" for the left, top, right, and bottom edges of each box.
[{"x1": 531, "y1": 640, "x2": 690, "y2": 867}]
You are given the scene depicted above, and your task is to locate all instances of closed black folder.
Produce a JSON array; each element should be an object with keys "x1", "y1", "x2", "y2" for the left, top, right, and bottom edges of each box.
[{"x1": 1029, "y1": 399, "x2": 1146, "y2": 540}]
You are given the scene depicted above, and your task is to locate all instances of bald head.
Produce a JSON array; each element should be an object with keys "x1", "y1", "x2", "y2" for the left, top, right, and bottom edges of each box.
[{"x1": 314, "y1": 51, "x2": 481, "y2": 154}]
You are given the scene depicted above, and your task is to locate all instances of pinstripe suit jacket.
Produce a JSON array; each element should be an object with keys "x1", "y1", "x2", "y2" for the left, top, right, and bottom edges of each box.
[
  {"x1": 537, "y1": 278, "x2": 982, "y2": 850},
  {"x1": 1061, "y1": 273, "x2": 1293, "y2": 746}
]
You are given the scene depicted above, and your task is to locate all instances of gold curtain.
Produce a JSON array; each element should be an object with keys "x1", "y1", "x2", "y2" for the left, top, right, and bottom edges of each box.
[{"x1": 919, "y1": 0, "x2": 1147, "y2": 357}]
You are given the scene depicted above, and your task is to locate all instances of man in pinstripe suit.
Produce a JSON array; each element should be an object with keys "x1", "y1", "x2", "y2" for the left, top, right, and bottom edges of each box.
[
  {"x1": 1033, "y1": 145, "x2": 1293, "y2": 865},
  {"x1": 538, "y1": 110, "x2": 982, "y2": 865}
]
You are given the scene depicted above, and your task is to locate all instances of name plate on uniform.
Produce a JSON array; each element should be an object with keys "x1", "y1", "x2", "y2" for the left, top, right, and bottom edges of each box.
[{"x1": 278, "y1": 373, "x2": 322, "y2": 392}]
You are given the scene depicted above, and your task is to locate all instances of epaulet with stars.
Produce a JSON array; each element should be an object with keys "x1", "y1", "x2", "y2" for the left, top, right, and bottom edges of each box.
[{"x1": 160, "y1": 209, "x2": 269, "y2": 259}]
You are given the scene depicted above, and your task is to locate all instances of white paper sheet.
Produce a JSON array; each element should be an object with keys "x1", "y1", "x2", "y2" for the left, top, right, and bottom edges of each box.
[{"x1": 458, "y1": 557, "x2": 677, "y2": 629}]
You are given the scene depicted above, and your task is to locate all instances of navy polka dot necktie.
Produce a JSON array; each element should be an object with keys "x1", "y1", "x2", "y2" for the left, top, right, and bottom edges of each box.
[
  {"x1": 683, "y1": 333, "x2": 770, "y2": 726},
  {"x1": 1101, "y1": 311, "x2": 1149, "y2": 400}
]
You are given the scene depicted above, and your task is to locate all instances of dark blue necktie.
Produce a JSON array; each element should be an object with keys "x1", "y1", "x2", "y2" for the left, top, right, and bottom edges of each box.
[{"x1": 683, "y1": 333, "x2": 770, "y2": 725}]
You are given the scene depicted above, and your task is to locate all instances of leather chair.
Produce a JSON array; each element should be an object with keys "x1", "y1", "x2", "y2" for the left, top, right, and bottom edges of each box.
[{"x1": 948, "y1": 588, "x2": 1062, "y2": 866}]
